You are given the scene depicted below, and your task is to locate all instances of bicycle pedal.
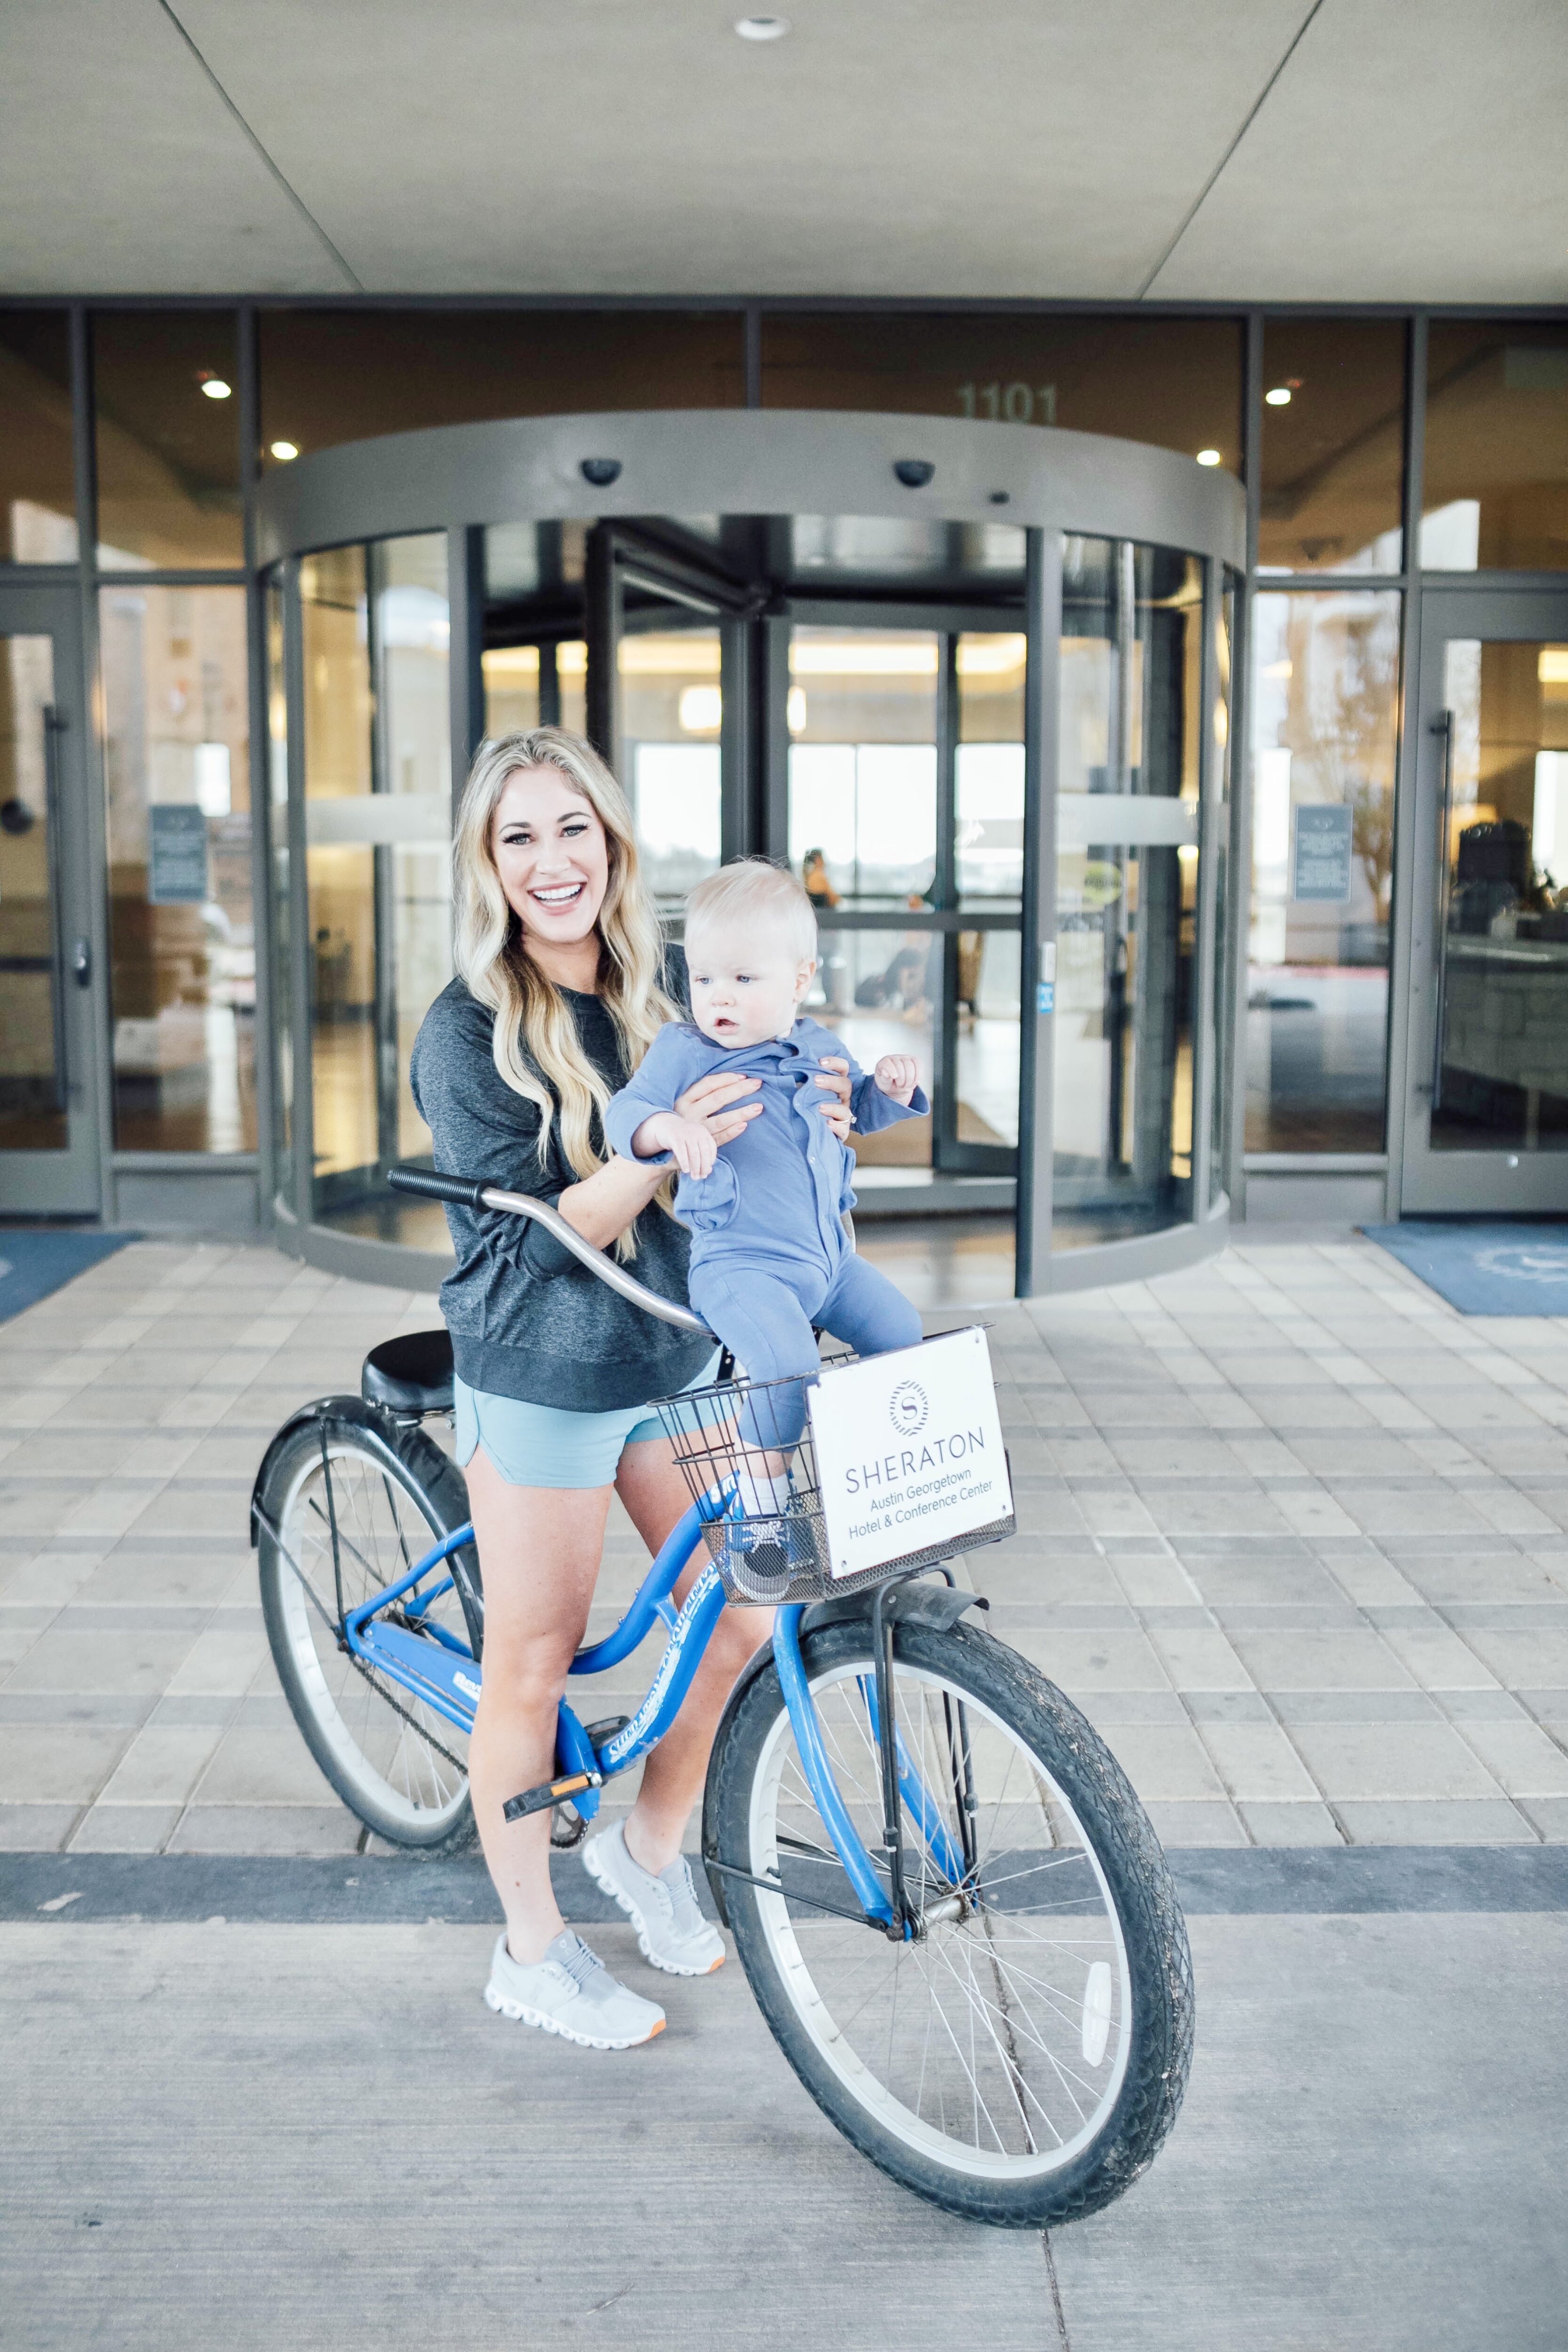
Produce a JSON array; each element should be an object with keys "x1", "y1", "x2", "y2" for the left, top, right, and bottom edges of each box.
[{"x1": 502, "y1": 1768, "x2": 602, "y2": 1824}]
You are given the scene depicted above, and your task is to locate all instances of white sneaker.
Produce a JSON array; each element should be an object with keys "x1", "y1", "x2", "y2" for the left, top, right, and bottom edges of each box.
[
  {"x1": 483, "y1": 1929, "x2": 666, "y2": 2049},
  {"x1": 582, "y1": 1821, "x2": 727, "y2": 1977}
]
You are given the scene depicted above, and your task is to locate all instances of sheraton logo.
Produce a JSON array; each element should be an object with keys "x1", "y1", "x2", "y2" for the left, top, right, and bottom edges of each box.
[{"x1": 889, "y1": 1379, "x2": 929, "y2": 1436}]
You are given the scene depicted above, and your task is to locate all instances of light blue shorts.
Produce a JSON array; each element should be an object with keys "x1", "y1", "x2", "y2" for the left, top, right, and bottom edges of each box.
[{"x1": 454, "y1": 1352, "x2": 723, "y2": 1491}]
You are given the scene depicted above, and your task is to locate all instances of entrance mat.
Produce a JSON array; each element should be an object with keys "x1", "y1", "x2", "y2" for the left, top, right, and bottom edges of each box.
[
  {"x1": 5, "y1": 1845, "x2": 1568, "y2": 1926},
  {"x1": 0, "y1": 1226, "x2": 137, "y2": 1325},
  {"x1": 1361, "y1": 1221, "x2": 1568, "y2": 1316}
]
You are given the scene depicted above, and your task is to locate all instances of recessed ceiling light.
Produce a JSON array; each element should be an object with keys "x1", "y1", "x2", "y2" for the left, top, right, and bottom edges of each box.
[
  {"x1": 1195, "y1": 448, "x2": 1222, "y2": 467},
  {"x1": 270, "y1": 440, "x2": 299, "y2": 461},
  {"x1": 199, "y1": 376, "x2": 232, "y2": 400},
  {"x1": 1265, "y1": 387, "x2": 1292, "y2": 406},
  {"x1": 735, "y1": 15, "x2": 790, "y2": 39}
]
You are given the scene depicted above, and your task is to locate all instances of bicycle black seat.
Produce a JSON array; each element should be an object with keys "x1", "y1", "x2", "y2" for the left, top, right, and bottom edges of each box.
[{"x1": 361, "y1": 1329, "x2": 454, "y2": 1416}]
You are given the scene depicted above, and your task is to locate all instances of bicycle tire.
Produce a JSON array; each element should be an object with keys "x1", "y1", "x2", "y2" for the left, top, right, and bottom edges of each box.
[
  {"x1": 256, "y1": 1406, "x2": 478, "y2": 1854},
  {"x1": 704, "y1": 1613, "x2": 1193, "y2": 2228}
]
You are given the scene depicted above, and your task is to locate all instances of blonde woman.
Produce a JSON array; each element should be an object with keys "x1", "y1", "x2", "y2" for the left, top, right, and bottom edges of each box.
[{"x1": 410, "y1": 731, "x2": 852, "y2": 2050}]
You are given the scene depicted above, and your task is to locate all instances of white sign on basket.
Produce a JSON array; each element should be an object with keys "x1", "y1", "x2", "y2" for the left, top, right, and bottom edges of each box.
[{"x1": 808, "y1": 1327, "x2": 1011, "y2": 1582}]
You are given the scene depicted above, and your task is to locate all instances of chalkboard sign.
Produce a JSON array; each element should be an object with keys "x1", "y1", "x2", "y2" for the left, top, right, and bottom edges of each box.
[
  {"x1": 1292, "y1": 804, "x2": 1353, "y2": 903},
  {"x1": 148, "y1": 804, "x2": 209, "y2": 905}
]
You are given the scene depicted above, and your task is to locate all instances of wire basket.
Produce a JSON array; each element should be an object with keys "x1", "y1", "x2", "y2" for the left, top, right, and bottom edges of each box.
[{"x1": 656, "y1": 1354, "x2": 1015, "y2": 1606}]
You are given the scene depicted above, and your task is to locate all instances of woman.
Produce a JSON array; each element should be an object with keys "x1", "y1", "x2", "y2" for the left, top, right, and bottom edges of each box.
[{"x1": 411, "y1": 730, "x2": 853, "y2": 2052}]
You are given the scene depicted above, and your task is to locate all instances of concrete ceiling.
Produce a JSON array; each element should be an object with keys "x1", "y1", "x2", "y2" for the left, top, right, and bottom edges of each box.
[{"x1": 1, "y1": 0, "x2": 1565, "y2": 303}]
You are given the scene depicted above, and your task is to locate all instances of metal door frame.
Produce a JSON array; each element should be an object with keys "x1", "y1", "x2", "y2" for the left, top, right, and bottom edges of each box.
[
  {"x1": 0, "y1": 579, "x2": 103, "y2": 1217},
  {"x1": 1397, "y1": 584, "x2": 1568, "y2": 1215}
]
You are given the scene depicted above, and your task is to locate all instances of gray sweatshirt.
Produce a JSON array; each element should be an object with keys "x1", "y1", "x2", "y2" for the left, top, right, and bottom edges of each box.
[{"x1": 408, "y1": 977, "x2": 712, "y2": 1412}]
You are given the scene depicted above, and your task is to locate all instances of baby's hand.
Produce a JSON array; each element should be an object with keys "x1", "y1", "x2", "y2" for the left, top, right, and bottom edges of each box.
[
  {"x1": 633, "y1": 1112, "x2": 717, "y2": 1179},
  {"x1": 873, "y1": 1054, "x2": 920, "y2": 1106}
]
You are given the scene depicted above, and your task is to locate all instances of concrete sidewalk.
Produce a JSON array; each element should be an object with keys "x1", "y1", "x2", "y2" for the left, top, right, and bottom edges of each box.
[
  {"x1": 5, "y1": 1901, "x2": 1564, "y2": 2350},
  {"x1": 2, "y1": 1227, "x2": 1568, "y2": 1852}
]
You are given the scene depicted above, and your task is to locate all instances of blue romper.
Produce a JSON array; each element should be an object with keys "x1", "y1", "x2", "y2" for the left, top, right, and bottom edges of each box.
[{"x1": 605, "y1": 1018, "x2": 928, "y2": 1431}]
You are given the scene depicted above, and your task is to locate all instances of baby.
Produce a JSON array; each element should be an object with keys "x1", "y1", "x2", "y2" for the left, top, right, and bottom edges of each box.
[{"x1": 605, "y1": 859, "x2": 928, "y2": 1555}]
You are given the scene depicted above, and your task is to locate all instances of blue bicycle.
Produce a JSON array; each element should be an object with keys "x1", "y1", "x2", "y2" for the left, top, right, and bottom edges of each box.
[{"x1": 252, "y1": 1167, "x2": 1193, "y2": 2228}]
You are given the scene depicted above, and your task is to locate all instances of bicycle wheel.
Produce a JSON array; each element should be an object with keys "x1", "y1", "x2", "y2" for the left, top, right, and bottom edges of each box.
[
  {"x1": 256, "y1": 1408, "x2": 478, "y2": 1853},
  {"x1": 705, "y1": 1612, "x2": 1193, "y2": 2228}
]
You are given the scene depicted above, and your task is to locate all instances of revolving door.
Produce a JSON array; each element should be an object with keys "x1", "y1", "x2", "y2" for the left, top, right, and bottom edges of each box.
[{"x1": 257, "y1": 409, "x2": 1243, "y2": 1295}]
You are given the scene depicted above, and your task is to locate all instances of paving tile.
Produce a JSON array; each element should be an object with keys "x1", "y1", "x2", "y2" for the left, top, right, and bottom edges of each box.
[
  {"x1": 98, "y1": 1723, "x2": 226, "y2": 1804},
  {"x1": 1450, "y1": 1719, "x2": 1568, "y2": 1799},
  {"x1": 1236, "y1": 1800, "x2": 1344, "y2": 1845},
  {"x1": 67, "y1": 1802, "x2": 183, "y2": 1853},
  {"x1": 1142, "y1": 1800, "x2": 1248, "y2": 1847},
  {"x1": 1, "y1": 1625, "x2": 197, "y2": 1696},
  {"x1": 1007, "y1": 1625, "x2": 1171, "y2": 1690},
  {"x1": 70, "y1": 1551, "x2": 240, "y2": 1609},
  {"x1": 1517, "y1": 1797, "x2": 1568, "y2": 1841},
  {"x1": 1287, "y1": 1721, "x2": 1506, "y2": 1803},
  {"x1": 1335, "y1": 1799, "x2": 1538, "y2": 1844},
  {"x1": 1147, "y1": 1627, "x2": 1255, "y2": 1692},
  {"x1": 0, "y1": 1802, "x2": 80, "y2": 1849},
  {"x1": 1226, "y1": 1625, "x2": 1413, "y2": 1692},
  {"x1": 192, "y1": 1725, "x2": 337, "y2": 1806},
  {"x1": 167, "y1": 1804, "x2": 362, "y2": 1855},
  {"x1": 1269, "y1": 1688, "x2": 1439, "y2": 1723},
  {"x1": 164, "y1": 1624, "x2": 270, "y2": 1696},
  {"x1": 1096, "y1": 1721, "x2": 1226, "y2": 1803},
  {"x1": 0, "y1": 1724, "x2": 131, "y2": 1802},
  {"x1": 1197, "y1": 1720, "x2": 1321, "y2": 1802},
  {"x1": 1179, "y1": 1552, "x2": 1349, "y2": 1608}
]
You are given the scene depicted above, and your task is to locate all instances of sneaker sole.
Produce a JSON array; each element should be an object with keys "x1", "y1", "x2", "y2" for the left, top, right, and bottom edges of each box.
[
  {"x1": 483, "y1": 1981, "x2": 664, "y2": 2050},
  {"x1": 582, "y1": 1842, "x2": 726, "y2": 1978}
]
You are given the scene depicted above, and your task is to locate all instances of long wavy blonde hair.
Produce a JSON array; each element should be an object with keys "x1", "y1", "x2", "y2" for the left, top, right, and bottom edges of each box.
[{"x1": 452, "y1": 729, "x2": 677, "y2": 1216}]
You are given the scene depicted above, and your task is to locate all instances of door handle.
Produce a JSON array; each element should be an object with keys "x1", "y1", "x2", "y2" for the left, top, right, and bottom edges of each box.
[{"x1": 71, "y1": 938, "x2": 92, "y2": 988}]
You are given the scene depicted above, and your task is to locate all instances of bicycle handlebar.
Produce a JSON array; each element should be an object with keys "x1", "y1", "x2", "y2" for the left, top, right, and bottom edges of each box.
[{"x1": 389, "y1": 1164, "x2": 713, "y2": 1338}]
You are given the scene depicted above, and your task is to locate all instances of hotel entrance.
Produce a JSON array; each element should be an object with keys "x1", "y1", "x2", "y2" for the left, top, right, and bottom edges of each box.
[{"x1": 257, "y1": 409, "x2": 1242, "y2": 1295}]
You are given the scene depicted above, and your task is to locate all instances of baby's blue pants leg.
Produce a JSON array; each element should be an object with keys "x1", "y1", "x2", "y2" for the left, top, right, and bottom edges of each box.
[
  {"x1": 818, "y1": 1251, "x2": 925, "y2": 1357},
  {"x1": 686, "y1": 1262, "x2": 825, "y2": 1448}
]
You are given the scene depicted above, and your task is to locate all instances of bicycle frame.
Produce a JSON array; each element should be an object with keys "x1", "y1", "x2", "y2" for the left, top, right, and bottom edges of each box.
[{"x1": 336, "y1": 1481, "x2": 956, "y2": 1935}]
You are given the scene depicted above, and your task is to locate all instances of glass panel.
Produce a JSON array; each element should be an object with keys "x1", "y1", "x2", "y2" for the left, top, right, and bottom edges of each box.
[
  {"x1": 1258, "y1": 319, "x2": 1405, "y2": 577},
  {"x1": 956, "y1": 632, "x2": 1025, "y2": 906},
  {"x1": 1422, "y1": 323, "x2": 1568, "y2": 572},
  {"x1": 302, "y1": 545, "x2": 374, "y2": 1200},
  {"x1": 762, "y1": 315, "x2": 1243, "y2": 468},
  {"x1": 0, "y1": 634, "x2": 65, "y2": 1148},
  {"x1": 787, "y1": 628, "x2": 938, "y2": 905},
  {"x1": 265, "y1": 574, "x2": 292, "y2": 1198},
  {"x1": 260, "y1": 311, "x2": 744, "y2": 470},
  {"x1": 94, "y1": 312, "x2": 242, "y2": 571},
  {"x1": 802, "y1": 927, "x2": 934, "y2": 1176},
  {"x1": 0, "y1": 313, "x2": 78, "y2": 564},
  {"x1": 303, "y1": 536, "x2": 452, "y2": 1226},
  {"x1": 1245, "y1": 591, "x2": 1400, "y2": 1153},
  {"x1": 100, "y1": 585, "x2": 255, "y2": 1151},
  {"x1": 1054, "y1": 540, "x2": 1201, "y2": 1248},
  {"x1": 620, "y1": 628, "x2": 722, "y2": 911},
  {"x1": 482, "y1": 642, "x2": 588, "y2": 740},
  {"x1": 1210, "y1": 577, "x2": 1237, "y2": 1205},
  {"x1": 1430, "y1": 639, "x2": 1568, "y2": 1153}
]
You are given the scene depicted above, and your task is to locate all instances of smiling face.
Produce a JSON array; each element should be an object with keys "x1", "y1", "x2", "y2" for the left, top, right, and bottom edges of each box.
[
  {"x1": 686, "y1": 921, "x2": 816, "y2": 1049},
  {"x1": 490, "y1": 764, "x2": 611, "y2": 972}
]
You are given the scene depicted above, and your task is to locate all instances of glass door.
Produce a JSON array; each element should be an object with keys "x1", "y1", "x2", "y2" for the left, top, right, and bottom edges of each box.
[
  {"x1": 0, "y1": 585, "x2": 101, "y2": 1215},
  {"x1": 783, "y1": 618, "x2": 1024, "y2": 1199},
  {"x1": 1401, "y1": 591, "x2": 1568, "y2": 1212}
]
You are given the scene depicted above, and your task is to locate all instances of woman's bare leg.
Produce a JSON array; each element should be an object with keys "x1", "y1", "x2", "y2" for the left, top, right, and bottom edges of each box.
[
  {"x1": 613, "y1": 1437, "x2": 773, "y2": 1877},
  {"x1": 464, "y1": 1444, "x2": 609, "y2": 1963}
]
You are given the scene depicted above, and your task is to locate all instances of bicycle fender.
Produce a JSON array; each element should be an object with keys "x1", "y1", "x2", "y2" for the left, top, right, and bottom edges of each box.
[
  {"x1": 799, "y1": 1582, "x2": 989, "y2": 1638},
  {"x1": 249, "y1": 1395, "x2": 398, "y2": 1546}
]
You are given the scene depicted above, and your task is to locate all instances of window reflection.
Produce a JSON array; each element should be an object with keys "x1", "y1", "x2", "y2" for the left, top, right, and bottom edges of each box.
[
  {"x1": 302, "y1": 539, "x2": 452, "y2": 1225},
  {"x1": 762, "y1": 314, "x2": 1243, "y2": 468},
  {"x1": 620, "y1": 630, "x2": 722, "y2": 907},
  {"x1": 1258, "y1": 318, "x2": 1405, "y2": 576},
  {"x1": 94, "y1": 312, "x2": 242, "y2": 571},
  {"x1": 1246, "y1": 591, "x2": 1401, "y2": 1153},
  {"x1": 1054, "y1": 540, "x2": 1201, "y2": 1247},
  {"x1": 0, "y1": 312, "x2": 77, "y2": 564},
  {"x1": 260, "y1": 311, "x2": 744, "y2": 471},
  {"x1": 802, "y1": 929, "x2": 934, "y2": 1176},
  {"x1": 787, "y1": 628, "x2": 938, "y2": 904},
  {"x1": 100, "y1": 585, "x2": 255, "y2": 1151},
  {"x1": 1423, "y1": 323, "x2": 1568, "y2": 572}
]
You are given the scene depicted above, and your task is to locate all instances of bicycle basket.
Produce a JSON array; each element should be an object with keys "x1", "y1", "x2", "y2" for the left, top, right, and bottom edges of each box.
[{"x1": 656, "y1": 1350, "x2": 1014, "y2": 1606}]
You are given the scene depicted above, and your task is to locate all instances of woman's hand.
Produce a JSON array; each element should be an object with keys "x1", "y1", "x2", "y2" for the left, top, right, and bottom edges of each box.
[
  {"x1": 673, "y1": 1069, "x2": 764, "y2": 1148},
  {"x1": 813, "y1": 1055, "x2": 854, "y2": 1142}
]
